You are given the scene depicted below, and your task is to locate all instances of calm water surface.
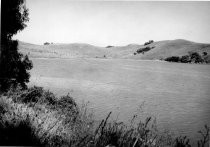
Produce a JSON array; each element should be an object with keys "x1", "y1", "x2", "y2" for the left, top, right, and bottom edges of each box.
[{"x1": 29, "y1": 58, "x2": 210, "y2": 143}]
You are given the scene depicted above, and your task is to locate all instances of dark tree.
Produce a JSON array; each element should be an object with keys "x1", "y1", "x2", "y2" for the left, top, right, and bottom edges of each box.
[
  {"x1": 144, "y1": 40, "x2": 154, "y2": 46},
  {"x1": 136, "y1": 46, "x2": 153, "y2": 54},
  {"x1": 189, "y1": 52, "x2": 204, "y2": 63},
  {"x1": 180, "y1": 55, "x2": 190, "y2": 63},
  {"x1": 0, "y1": 0, "x2": 33, "y2": 92},
  {"x1": 44, "y1": 42, "x2": 50, "y2": 45},
  {"x1": 165, "y1": 56, "x2": 180, "y2": 62},
  {"x1": 106, "y1": 45, "x2": 114, "y2": 48},
  {"x1": 203, "y1": 52, "x2": 208, "y2": 56}
]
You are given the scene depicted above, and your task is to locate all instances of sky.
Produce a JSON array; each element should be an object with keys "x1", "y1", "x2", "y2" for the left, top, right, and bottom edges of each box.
[{"x1": 13, "y1": 0, "x2": 210, "y2": 46}]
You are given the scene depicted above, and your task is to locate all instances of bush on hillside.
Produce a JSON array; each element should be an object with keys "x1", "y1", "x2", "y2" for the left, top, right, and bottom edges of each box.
[
  {"x1": 56, "y1": 94, "x2": 79, "y2": 118},
  {"x1": 189, "y1": 52, "x2": 204, "y2": 63},
  {"x1": 144, "y1": 40, "x2": 154, "y2": 46},
  {"x1": 202, "y1": 53, "x2": 210, "y2": 63},
  {"x1": 203, "y1": 52, "x2": 208, "y2": 56},
  {"x1": 7, "y1": 86, "x2": 79, "y2": 117},
  {"x1": 135, "y1": 46, "x2": 155, "y2": 55},
  {"x1": 0, "y1": 88, "x2": 91, "y2": 146},
  {"x1": 12, "y1": 86, "x2": 44, "y2": 103},
  {"x1": 164, "y1": 52, "x2": 209, "y2": 64},
  {"x1": 106, "y1": 45, "x2": 114, "y2": 48},
  {"x1": 44, "y1": 42, "x2": 50, "y2": 45},
  {"x1": 165, "y1": 56, "x2": 180, "y2": 62},
  {"x1": 180, "y1": 55, "x2": 190, "y2": 63}
]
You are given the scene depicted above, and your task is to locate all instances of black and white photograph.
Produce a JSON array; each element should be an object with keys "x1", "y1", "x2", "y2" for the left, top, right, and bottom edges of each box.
[{"x1": 0, "y1": 0, "x2": 210, "y2": 146}]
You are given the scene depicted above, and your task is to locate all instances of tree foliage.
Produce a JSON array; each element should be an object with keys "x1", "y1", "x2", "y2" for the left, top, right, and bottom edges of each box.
[
  {"x1": 164, "y1": 52, "x2": 209, "y2": 64},
  {"x1": 180, "y1": 55, "x2": 190, "y2": 63},
  {"x1": 188, "y1": 52, "x2": 204, "y2": 63},
  {"x1": 134, "y1": 46, "x2": 155, "y2": 55},
  {"x1": 165, "y1": 56, "x2": 180, "y2": 62},
  {"x1": 0, "y1": 0, "x2": 32, "y2": 92},
  {"x1": 144, "y1": 40, "x2": 154, "y2": 46},
  {"x1": 44, "y1": 42, "x2": 50, "y2": 45}
]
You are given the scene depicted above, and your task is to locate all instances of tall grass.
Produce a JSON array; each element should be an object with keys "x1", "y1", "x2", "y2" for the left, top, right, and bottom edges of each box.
[{"x1": 0, "y1": 86, "x2": 209, "y2": 146}]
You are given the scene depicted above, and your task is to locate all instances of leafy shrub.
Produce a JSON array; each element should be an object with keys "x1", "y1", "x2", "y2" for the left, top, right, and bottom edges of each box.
[
  {"x1": 165, "y1": 56, "x2": 180, "y2": 62},
  {"x1": 8, "y1": 86, "x2": 57, "y2": 106},
  {"x1": 41, "y1": 90, "x2": 57, "y2": 105},
  {"x1": 44, "y1": 42, "x2": 50, "y2": 45},
  {"x1": 144, "y1": 40, "x2": 154, "y2": 46},
  {"x1": 56, "y1": 94, "x2": 79, "y2": 121},
  {"x1": 136, "y1": 46, "x2": 155, "y2": 54},
  {"x1": 18, "y1": 87, "x2": 44, "y2": 103},
  {"x1": 180, "y1": 55, "x2": 190, "y2": 63},
  {"x1": 165, "y1": 52, "x2": 210, "y2": 64},
  {"x1": 106, "y1": 46, "x2": 114, "y2": 48},
  {"x1": 0, "y1": 92, "x2": 76, "y2": 146},
  {"x1": 203, "y1": 52, "x2": 208, "y2": 56},
  {"x1": 189, "y1": 52, "x2": 204, "y2": 63},
  {"x1": 203, "y1": 55, "x2": 210, "y2": 63}
]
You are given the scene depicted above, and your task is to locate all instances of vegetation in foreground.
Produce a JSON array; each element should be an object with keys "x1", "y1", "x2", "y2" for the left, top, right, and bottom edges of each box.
[
  {"x1": 0, "y1": 86, "x2": 209, "y2": 147},
  {"x1": 1, "y1": 0, "x2": 33, "y2": 91}
]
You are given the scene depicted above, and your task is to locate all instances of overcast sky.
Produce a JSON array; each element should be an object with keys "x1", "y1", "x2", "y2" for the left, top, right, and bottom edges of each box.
[{"x1": 13, "y1": 1, "x2": 210, "y2": 46}]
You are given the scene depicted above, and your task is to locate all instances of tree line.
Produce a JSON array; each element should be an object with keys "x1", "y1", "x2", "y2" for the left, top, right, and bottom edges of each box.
[{"x1": 164, "y1": 52, "x2": 209, "y2": 64}]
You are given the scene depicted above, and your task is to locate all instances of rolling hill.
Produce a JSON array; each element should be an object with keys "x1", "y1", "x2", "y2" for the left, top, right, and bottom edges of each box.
[{"x1": 18, "y1": 39, "x2": 210, "y2": 60}]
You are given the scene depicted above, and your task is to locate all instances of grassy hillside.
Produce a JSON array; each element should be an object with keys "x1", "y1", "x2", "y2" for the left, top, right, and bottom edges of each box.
[
  {"x1": 18, "y1": 39, "x2": 210, "y2": 60},
  {"x1": 18, "y1": 42, "x2": 109, "y2": 58},
  {"x1": 138, "y1": 39, "x2": 210, "y2": 60}
]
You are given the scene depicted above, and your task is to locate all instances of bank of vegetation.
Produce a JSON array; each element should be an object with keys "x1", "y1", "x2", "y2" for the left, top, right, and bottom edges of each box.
[
  {"x1": 0, "y1": 86, "x2": 210, "y2": 146},
  {"x1": 134, "y1": 46, "x2": 155, "y2": 55},
  {"x1": 133, "y1": 40, "x2": 155, "y2": 55},
  {"x1": 164, "y1": 52, "x2": 210, "y2": 64}
]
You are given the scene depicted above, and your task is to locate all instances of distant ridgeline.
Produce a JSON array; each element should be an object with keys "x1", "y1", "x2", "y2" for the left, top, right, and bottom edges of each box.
[
  {"x1": 18, "y1": 39, "x2": 210, "y2": 61},
  {"x1": 164, "y1": 51, "x2": 210, "y2": 64}
]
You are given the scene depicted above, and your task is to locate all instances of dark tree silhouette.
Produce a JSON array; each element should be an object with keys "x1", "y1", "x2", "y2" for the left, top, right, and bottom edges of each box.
[
  {"x1": 189, "y1": 52, "x2": 204, "y2": 63},
  {"x1": 0, "y1": 0, "x2": 33, "y2": 92},
  {"x1": 203, "y1": 52, "x2": 207, "y2": 56},
  {"x1": 144, "y1": 40, "x2": 154, "y2": 46},
  {"x1": 44, "y1": 42, "x2": 50, "y2": 45},
  {"x1": 165, "y1": 56, "x2": 180, "y2": 62},
  {"x1": 180, "y1": 55, "x2": 190, "y2": 63}
]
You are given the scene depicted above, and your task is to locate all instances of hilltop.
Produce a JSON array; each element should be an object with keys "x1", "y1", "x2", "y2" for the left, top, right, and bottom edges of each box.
[{"x1": 18, "y1": 39, "x2": 210, "y2": 60}]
